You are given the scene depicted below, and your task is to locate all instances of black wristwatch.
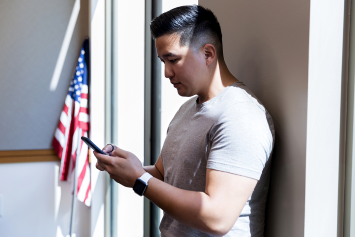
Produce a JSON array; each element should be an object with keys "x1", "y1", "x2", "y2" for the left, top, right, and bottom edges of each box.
[{"x1": 133, "y1": 173, "x2": 153, "y2": 196}]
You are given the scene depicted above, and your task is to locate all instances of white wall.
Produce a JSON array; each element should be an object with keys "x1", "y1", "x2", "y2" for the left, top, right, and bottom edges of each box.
[
  {"x1": 89, "y1": 0, "x2": 106, "y2": 236},
  {"x1": 198, "y1": 1, "x2": 310, "y2": 236},
  {"x1": 0, "y1": 162, "x2": 90, "y2": 237},
  {"x1": 0, "y1": 0, "x2": 91, "y2": 236},
  {"x1": 305, "y1": 1, "x2": 345, "y2": 236},
  {"x1": 114, "y1": 0, "x2": 145, "y2": 236}
]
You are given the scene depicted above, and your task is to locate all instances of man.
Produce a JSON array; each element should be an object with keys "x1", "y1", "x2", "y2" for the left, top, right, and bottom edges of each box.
[{"x1": 94, "y1": 5, "x2": 274, "y2": 237}]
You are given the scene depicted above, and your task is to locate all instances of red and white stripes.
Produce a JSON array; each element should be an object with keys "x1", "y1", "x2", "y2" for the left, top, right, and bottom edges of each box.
[{"x1": 53, "y1": 84, "x2": 91, "y2": 206}]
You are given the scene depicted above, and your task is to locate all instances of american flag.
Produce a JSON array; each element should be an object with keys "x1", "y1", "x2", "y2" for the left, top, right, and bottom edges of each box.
[{"x1": 52, "y1": 40, "x2": 91, "y2": 206}]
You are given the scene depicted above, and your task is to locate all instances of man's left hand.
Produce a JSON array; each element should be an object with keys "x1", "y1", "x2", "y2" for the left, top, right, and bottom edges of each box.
[{"x1": 93, "y1": 146, "x2": 145, "y2": 188}]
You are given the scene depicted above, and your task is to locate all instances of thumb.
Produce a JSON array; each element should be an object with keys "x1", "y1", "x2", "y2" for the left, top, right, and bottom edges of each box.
[{"x1": 102, "y1": 144, "x2": 115, "y2": 153}]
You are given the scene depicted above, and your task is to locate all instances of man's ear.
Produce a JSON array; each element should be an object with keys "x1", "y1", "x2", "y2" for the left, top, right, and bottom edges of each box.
[{"x1": 203, "y1": 44, "x2": 217, "y2": 65}]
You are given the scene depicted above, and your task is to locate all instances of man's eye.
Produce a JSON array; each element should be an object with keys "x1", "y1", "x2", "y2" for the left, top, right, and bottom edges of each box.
[{"x1": 169, "y1": 59, "x2": 177, "y2": 63}]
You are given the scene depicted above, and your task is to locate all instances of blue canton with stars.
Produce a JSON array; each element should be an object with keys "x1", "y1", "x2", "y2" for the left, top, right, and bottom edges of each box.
[{"x1": 68, "y1": 47, "x2": 87, "y2": 102}]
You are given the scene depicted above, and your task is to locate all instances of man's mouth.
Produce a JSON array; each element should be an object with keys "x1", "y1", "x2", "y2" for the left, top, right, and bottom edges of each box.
[{"x1": 173, "y1": 82, "x2": 181, "y2": 88}]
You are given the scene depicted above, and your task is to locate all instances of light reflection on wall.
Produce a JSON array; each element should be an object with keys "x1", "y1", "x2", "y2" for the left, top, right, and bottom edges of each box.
[{"x1": 50, "y1": 0, "x2": 81, "y2": 91}]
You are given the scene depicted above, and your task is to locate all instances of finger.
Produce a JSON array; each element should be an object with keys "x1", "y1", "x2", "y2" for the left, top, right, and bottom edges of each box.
[
  {"x1": 96, "y1": 161, "x2": 105, "y2": 171},
  {"x1": 111, "y1": 146, "x2": 130, "y2": 158},
  {"x1": 93, "y1": 151, "x2": 113, "y2": 165},
  {"x1": 97, "y1": 160, "x2": 106, "y2": 170}
]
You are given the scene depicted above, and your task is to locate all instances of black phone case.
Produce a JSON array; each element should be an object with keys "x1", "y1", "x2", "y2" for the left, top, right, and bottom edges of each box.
[{"x1": 81, "y1": 136, "x2": 106, "y2": 154}]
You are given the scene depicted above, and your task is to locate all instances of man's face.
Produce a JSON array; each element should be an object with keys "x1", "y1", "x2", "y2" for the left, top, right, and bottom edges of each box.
[{"x1": 156, "y1": 34, "x2": 208, "y2": 97}]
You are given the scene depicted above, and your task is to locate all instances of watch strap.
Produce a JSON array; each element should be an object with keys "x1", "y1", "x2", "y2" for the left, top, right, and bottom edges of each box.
[{"x1": 139, "y1": 172, "x2": 153, "y2": 184}]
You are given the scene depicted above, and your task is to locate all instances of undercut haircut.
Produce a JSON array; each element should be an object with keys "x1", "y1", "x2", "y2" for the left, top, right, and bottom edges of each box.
[{"x1": 150, "y1": 5, "x2": 224, "y2": 59}]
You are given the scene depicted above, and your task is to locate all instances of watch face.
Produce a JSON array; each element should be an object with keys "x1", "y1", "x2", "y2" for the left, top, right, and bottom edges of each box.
[{"x1": 133, "y1": 179, "x2": 147, "y2": 196}]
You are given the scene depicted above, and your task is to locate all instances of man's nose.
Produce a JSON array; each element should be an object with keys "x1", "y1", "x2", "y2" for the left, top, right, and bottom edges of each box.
[{"x1": 164, "y1": 64, "x2": 174, "y2": 79}]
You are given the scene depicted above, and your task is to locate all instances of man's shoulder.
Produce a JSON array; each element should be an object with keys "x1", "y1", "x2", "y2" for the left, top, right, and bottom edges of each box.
[
  {"x1": 225, "y1": 84, "x2": 266, "y2": 110},
  {"x1": 214, "y1": 85, "x2": 265, "y2": 119},
  {"x1": 216, "y1": 84, "x2": 275, "y2": 140}
]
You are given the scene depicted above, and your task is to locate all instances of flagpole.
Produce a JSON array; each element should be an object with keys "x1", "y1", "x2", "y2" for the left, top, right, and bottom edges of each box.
[{"x1": 69, "y1": 150, "x2": 80, "y2": 237}]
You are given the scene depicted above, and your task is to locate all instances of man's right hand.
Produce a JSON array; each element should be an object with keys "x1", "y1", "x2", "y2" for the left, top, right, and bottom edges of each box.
[{"x1": 95, "y1": 144, "x2": 116, "y2": 171}]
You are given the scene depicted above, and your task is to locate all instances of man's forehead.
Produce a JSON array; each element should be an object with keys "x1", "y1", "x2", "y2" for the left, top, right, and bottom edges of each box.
[{"x1": 155, "y1": 34, "x2": 188, "y2": 57}]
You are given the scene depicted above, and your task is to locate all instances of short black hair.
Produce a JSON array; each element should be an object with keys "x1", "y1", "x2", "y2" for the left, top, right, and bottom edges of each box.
[{"x1": 150, "y1": 5, "x2": 223, "y2": 58}]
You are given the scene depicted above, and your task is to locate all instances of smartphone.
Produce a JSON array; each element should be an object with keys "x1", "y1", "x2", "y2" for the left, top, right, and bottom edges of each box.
[{"x1": 81, "y1": 136, "x2": 106, "y2": 155}]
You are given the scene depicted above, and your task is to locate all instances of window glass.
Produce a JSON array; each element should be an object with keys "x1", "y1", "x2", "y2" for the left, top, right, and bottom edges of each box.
[{"x1": 113, "y1": 0, "x2": 145, "y2": 236}]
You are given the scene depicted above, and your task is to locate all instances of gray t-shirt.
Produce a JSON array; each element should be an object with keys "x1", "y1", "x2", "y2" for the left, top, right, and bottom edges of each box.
[{"x1": 159, "y1": 81, "x2": 275, "y2": 237}]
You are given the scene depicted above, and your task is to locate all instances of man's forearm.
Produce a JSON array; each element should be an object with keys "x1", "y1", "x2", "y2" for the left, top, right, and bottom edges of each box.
[
  {"x1": 143, "y1": 165, "x2": 164, "y2": 181},
  {"x1": 143, "y1": 177, "x2": 234, "y2": 236}
]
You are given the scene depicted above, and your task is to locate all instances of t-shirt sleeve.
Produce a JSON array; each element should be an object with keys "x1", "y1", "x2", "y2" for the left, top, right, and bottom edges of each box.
[{"x1": 207, "y1": 102, "x2": 273, "y2": 180}]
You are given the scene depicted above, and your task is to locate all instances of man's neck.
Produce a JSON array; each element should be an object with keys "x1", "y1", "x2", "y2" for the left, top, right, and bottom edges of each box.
[{"x1": 197, "y1": 60, "x2": 238, "y2": 104}]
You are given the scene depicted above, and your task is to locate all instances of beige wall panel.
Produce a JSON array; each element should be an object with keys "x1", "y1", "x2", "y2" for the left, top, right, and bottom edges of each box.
[{"x1": 198, "y1": 1, "x2": 310, "y2": 236}]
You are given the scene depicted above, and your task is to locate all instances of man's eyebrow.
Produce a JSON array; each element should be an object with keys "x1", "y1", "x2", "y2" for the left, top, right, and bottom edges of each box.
[{"x1": 161, "y1": 53, "x2": 176, "y2": 58}]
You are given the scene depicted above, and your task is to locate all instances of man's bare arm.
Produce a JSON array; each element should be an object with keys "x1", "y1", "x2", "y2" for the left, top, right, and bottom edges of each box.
[
  {"x1": 143, "y1": 155, "x2": 164, "y2": 181},
  {"x1": 144, "y1": 169, "x2": 257, "y2": 236},
  {"x1": 94, "y1": 148, "x2": 256, "y2": 236}
]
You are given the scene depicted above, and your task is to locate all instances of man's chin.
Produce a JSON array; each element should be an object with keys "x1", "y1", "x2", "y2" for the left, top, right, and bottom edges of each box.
[{"x1": 177, "y1": 89, "x2": 192, "y2": 97}]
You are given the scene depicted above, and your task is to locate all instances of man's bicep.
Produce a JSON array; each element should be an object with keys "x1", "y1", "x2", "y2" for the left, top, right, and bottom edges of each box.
[{"x1": 205, "y1": 169, "x2": 257, "y2": 229}]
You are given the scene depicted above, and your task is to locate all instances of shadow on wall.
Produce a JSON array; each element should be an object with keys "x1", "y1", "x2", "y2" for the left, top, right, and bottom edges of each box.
[{"x1": 232, "y1": 38, "x2": 306, "y2": 236}]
